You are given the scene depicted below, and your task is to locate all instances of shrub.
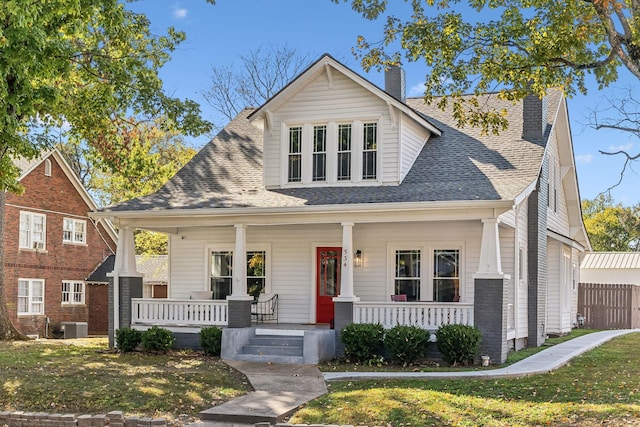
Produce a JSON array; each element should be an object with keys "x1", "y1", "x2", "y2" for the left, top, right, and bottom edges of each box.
[
  {"x1": 200, "y1": 326, "x2": 223, "y2": 356},
  {"x1": 141, "y1": 326, "x2": 175, "y2": 353},
  {"x1": 340, "y1": 323, "x2": 385, "y2": 363},
  {"x1": 435, "y1": 324, "x2": 482, "y2": 366},
  {"x1": 384, "y1": 325, "x2": 431, "y2": 365},
  {"x1": 115, "y1": 327, "x2": 142, "y2": 352}
]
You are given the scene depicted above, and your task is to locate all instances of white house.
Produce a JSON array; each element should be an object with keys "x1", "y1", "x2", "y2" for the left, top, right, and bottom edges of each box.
[{"x1": 91, "y1": 54, "x2": 590, "y2": 364}]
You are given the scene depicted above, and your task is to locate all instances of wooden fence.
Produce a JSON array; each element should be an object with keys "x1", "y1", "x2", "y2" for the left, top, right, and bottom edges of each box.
[{"x1": 578, "y1": 283, "x2": 640, "y2": 329}]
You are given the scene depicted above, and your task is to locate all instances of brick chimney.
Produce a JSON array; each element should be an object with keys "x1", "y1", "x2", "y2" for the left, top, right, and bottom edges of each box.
[
  {"x1": 522, "y1": 91, "x2": 548, "y2": 140},
  {"x1": 385, "y1": 65, "x2": 406, "y2": 103}
]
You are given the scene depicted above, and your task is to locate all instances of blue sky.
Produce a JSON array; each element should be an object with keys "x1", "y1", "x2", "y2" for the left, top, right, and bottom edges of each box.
[{"x1": 131, "y1": 0, "x2": 639, "y2": 205}]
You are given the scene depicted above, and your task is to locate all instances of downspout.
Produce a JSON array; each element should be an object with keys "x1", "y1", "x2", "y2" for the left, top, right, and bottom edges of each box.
[{"x1": 513, "y1": 203, "x2": 520, "y2": 340}]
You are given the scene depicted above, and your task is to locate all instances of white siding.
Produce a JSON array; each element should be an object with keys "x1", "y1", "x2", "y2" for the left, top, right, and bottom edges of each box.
[
  {"x1": 168, "y1": 220, "x2": 484, "y2": 324},
  {"x1": 264, "y1": 71, "x2": 399, "y2": 187},
  {"x1": 516, "y1": 200, "x2": 529, "y2": 337},
  {"x1": 546, "y1": 130, "x2": 571, "y2": 235},
  {"x1": 399, "y1": 117, "x2": 430, "y2": 181},
  {"x1": 546, "y1": 238, "x2": 561, "y2": 334}
]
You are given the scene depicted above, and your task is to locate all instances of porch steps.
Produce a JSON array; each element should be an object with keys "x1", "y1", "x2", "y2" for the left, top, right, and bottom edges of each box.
[{"x1": 234, "y1": 331, "x2": 305, "y2": 364}]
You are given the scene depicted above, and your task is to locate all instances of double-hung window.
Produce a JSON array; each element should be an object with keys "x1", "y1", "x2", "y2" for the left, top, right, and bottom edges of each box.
[
  {"x1": 312, "y1": 125, "x2": 327, "y2": 181},
  {"x1": 247, "y1": 251, "x2": 266, "y2": 298},
  {"x1": 362, "y1": 122, "x2": 377, "y2": 180},
  {"x1": 337, "y1": 124, "x2": 352, "y2": 181},
  {"x1": 63, "y1": 218, "x2": 86, "y2": 244},
  {"x1": 210, "y1": 249, "x2": 269, "y2": 300},
  {"x1": 62, "y1": 281, "x2": 85, "y2": 304},
  {"x1": 394, "y1": 250, "x2": 421, "y2": 301},
  {"x1": 19, "y1": 211, "x2": 46, "y2": 250},
  {"x1": 433, "y1": 249, "x2": 460, "y2": 302},
  {"x1": 288, "y1": 127, "x2": 302, "y2": 183},
  {"x1": 18, "y1": 279, "x2": 44, "y2": 315}
]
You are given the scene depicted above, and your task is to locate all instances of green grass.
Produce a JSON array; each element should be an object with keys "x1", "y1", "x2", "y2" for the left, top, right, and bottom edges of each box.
[
  {"x1": 293, "y1": 332, "x2": 640, "y2": 426},
  {"x1": 0, "y1": 338, "x2": 250, "y2": 423}
]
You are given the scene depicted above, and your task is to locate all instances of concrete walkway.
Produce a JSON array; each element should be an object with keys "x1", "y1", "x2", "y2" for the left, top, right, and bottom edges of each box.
[
  {"x1": 324, "y1": 329, "x2": 638, "y2": 381},
  {"x1": 193, "y1": 329, "x2": 637, "y2": 426}
]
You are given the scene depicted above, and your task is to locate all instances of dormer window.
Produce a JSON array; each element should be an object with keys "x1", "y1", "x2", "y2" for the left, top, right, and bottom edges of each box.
[
  {"x1": 337, "y1": 124, "x2": 352, "y2": 181},
  {"x1": 312, "y1": 125, "x2": 327, "y2": 181},
  {"x1": 362, "y1": 122, "x2": 377, "y2": 180},
  {"x1": 283, "y1": 120, "x2": 379, "y2": 185},
  {"x1": 288, "y1": 127, "x2": 302, "y2": 183}
]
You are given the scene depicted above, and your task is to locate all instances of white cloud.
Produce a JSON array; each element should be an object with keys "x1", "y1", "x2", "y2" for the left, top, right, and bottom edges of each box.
[
  {"x1": 172, "y1": 7, "x2": 188, "y2": 19},
  {"x1": 607, "y1": 142, "x2": 634, "y2": 152},
  {"x1": 575, "y1": 154, "x2": 594, "y2": 164},
  {"x1": 408, "y1": 82, "x2": 426, "y2": 97}
]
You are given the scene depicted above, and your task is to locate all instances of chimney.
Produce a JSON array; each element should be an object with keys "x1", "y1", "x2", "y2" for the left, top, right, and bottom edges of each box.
[
  {"x1": 522, "y1": 91, "x2": 548, "y2": 140},
  {"x1": 385, "y1": 65, "x2": 406, "y2": 103}
]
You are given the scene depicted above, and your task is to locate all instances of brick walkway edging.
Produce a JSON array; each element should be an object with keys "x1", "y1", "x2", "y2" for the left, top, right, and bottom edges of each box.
[{"x1": 0, "y1": 411, "x2": 167, "y2": 427}]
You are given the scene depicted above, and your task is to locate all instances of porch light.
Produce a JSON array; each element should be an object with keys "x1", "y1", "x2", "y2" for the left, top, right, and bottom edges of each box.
[{"x1": 354, "y1": 249, "x2": 363, "y2": 267}]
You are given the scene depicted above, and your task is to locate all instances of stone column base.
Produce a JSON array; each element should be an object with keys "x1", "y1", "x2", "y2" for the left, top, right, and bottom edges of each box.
[
  {"x1": 474, "y1": 277, "x2": 508, "y2": 364},
  {"x1": 333, "y1": 301, "x2": 355, "y2": 357}
]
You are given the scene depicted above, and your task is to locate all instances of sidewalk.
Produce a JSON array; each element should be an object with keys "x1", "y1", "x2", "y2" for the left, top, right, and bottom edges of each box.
[
  {"x1": 324, "y1": 329, "x2": 637, "y2": 381},
  {"x1": 192, "y1": 329, "x2": 637, "y2": 426}
]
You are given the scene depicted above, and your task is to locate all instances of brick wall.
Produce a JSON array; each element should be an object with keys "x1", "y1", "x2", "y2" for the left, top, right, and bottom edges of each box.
[
  {"x1": 4, "y1": 156, "x2": 116, "y2": 337},
  {"x1": 0, "y1": 411, "x2": 166, "y2": 427}
]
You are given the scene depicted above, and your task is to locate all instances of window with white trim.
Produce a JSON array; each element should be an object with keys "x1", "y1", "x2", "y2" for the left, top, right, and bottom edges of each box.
[
  {"x1": 210, "y1": 248, "x2": 269, "y2": 300},
  {"x1": 547, "y1": 154, "x2": 558, "y2": 213},
  {"x1": 394, "y1": 249, "x2": 421, "y2": 301},
  {"x1": 62, "y1": 281, "x2": 85, "y2": 305},
  {"x1": 433, "y1": 249, "x2": 460, "y2": 302},
  {"x1": 288, "y1": 127, "x2": 302, "y2": 183},
  {"x1": 18, "y1": 279, "x2": 44, "y2": 315},
  {"x1": 362, "y1": 122, "x2": 377, "y2": 180},
  {"x1": 312, "y1": 125, "x2": 327, "y2": 181},
  {"x1": 337, "y1": 124, "x2": 352, "y2": 181},
  {"x1": 63, "y1": 218, "x2": 86, "y2": 244},
  {"x1": 19, "y1": 211, "x2": 46, "y2": 250}
]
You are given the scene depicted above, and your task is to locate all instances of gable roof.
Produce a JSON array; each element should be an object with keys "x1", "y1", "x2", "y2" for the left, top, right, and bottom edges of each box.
[
  {"x1": 136, "y1": 255, "x2": 168, "y2": 284},
  {"x1": 98, "y1": 89, "x2": 562, "y2": 214},
  {"x1": 248, "y1": 53, "x2": 442, "y2": 137},
  {"x1": 16, "y1": 148, "x2": 118, "y2": 244},
  {"x1": 581, "y1": 252, "x2": 640, "y2": 269}
]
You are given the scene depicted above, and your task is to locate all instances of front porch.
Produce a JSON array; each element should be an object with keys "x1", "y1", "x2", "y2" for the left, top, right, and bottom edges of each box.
[{"x1": 130, "y1": 297, "x2": 475, "y2": 332}]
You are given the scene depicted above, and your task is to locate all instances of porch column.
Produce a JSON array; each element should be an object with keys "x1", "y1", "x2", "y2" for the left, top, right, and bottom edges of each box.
[
  {"x1": 478, "y1": 218, "x2": 503, "y2": 275},
  {"x1": 334, "y1": 222, "x2": 359, "y2": 356},
  {"x1": 108, "y1": 226, "x2": 143, "y2": 348},
  {"x1": 473, "y1": 218, "x2": 509, "y2": 364},
  {"x1": 227, "y1": 224, "x2": 252, "y2": 328}
]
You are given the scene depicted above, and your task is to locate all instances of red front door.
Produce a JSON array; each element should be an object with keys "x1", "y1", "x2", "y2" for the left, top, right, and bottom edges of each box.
[{"x1": 316, "y1": 247, "x2": 341, "y2": 324}]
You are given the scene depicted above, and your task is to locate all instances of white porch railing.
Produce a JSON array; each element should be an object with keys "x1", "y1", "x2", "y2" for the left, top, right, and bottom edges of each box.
[
  {"x1": 131, "y1": 298, "x2": 228, "y2": 326},
  {"x1": 353, "y1": 302, "x2": 474, "y2": 330}
]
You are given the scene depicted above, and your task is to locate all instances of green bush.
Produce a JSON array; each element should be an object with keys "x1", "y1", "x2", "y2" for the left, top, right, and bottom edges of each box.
[
  {"x1": 340, "y1": 323, "x2": 385, "y2": 363},
  {"x1": 141, "y1": 326, "x2": 175, "y2": 353},
  {"x1": 115, "y1": 327, "x2": 142, "y2": 352},
  {"x1": 200, "y1": 326, "x2": 223, "y2": 356},
  {"x1": 435, "y1": 324, "x2": 482, "y2": 366},
  {"x1": 384, "y1": 325, "x2": 431, "y2": 365}
]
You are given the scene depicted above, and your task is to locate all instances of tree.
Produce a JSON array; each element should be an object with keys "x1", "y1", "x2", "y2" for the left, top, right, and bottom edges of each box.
[
  {"x1": 61, "y1": 120, "x2": 197, "y2": 255},
  {"x1": 334, "y1": 0, "x2": 640, "y2": 136},
  {"x1": 588, "y1": 86, "x2": 640, "y2": 191},
  {"x1": 582, "y1": 194, "x2": 640, "y2": 251},
  {"x1": 202, "y1": 44, "x2": 313, "y2": 129},
  {"x1": 0, "y1": 1, "x2": 212, "y2": 340}
]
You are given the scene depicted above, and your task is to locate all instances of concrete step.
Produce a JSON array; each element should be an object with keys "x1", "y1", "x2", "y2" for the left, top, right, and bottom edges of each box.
[
  {"x1": 242, "y1": 344, "x2": 303, "y2": 357},
  {"x1": 231, "y1": 353, "x2": 305, "y2": 364},
  {"x1": 248, "y1": 336, "x2": 303, "y2": 347}
]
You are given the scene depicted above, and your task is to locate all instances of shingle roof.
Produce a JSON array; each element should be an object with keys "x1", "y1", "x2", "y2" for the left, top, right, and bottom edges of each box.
[
  {"x1": 136, "y1": 255, "x2": 168, "y2": 284},
  {"x1": 100, "y1": 91, "x2": 562, "y2": 213}
]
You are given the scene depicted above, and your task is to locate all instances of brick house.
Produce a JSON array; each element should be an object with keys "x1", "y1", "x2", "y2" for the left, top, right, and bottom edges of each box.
[{"x1": 4, "y1": 149, "x2": 117, "y2": 337}]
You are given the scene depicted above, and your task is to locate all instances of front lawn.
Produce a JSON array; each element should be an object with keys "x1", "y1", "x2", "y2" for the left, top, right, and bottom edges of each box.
[
  {"x1": 293, "y1": 332, "x2": 640, "y2": 426},
  {"x1": 0, "y1": 338, "x2": 250, "y2": 424}
]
